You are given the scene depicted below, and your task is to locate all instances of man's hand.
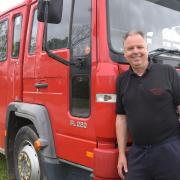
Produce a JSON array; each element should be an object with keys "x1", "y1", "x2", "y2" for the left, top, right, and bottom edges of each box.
[{"x1": 117, "y1": 154, "x2": 128, "y2": 180}]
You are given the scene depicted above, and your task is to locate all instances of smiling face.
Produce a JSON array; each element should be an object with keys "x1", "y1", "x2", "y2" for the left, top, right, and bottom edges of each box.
[{"x1": 124, "y1": 33, "x2": 149, "y2": 71}]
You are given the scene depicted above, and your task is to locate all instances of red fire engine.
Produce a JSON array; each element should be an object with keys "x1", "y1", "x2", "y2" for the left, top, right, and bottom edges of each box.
[{"x1": 0, "y1": 0, "x2": 180, "y2": 179}]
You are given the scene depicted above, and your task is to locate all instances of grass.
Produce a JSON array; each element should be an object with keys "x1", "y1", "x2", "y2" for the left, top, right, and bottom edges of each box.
[{"x1": 0, "y1": 154, "x2": 9, "y2": 180}]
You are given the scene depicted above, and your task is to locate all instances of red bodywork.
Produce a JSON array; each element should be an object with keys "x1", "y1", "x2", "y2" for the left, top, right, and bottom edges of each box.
[{"x1": 0, "y1": 0, "x2": 129, "y2": 179}]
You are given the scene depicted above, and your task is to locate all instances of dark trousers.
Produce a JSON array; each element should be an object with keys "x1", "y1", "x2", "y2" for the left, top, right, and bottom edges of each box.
[{"x1": 125, "y1": 135, "x2": 180, "y2": 180}]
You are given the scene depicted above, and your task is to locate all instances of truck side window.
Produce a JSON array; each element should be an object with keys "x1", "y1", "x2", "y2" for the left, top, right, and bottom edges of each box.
[
  {"x1": 46, "y1": 0, "x2": 71, "y2": 50},
  {"x1": 0, "y1": 20, "x2": 8, "y2": 61},
  {"x1": 29, "y1": 9, "x2": 38, "y2": 54},
  {"x1": 12, "y1": 15, "x2": 22, "y2": 58},
  {"x1": 71, "y1": 0, "x2": 91, "y2": 57},
  {"x1": 70, "y1": 0, "x2": 91, "y2": 117}
]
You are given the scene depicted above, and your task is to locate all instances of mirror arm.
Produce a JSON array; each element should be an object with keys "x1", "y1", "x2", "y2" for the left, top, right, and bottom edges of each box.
[{"x1": 43, "y1": 0, "x2": 70, "y2": 66}]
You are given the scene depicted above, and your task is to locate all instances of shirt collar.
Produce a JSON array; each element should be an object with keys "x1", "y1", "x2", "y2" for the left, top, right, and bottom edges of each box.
[{"x1": 129, "y1": 61, "x2": 152, "y2": 76}]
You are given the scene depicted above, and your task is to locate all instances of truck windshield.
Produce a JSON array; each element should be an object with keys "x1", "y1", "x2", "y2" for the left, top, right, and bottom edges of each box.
[{"x1": 107, "y1": 0, "x2": 180, "y2": 56}]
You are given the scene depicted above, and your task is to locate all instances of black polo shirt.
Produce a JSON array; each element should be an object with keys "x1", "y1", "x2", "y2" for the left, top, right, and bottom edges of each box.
[{"x1": 116, "y1": 63, "x2": 180, "y2": 145}]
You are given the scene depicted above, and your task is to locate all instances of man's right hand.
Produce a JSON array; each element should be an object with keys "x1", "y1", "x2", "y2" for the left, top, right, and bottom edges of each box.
[{"x1": 117, "y1": 154, "x2": 128, "y2": 180}]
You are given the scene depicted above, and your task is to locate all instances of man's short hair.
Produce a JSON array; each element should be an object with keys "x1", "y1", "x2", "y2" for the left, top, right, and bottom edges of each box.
[{"x1": 123, "y1": 31, "x2": 145, "y2": 44}]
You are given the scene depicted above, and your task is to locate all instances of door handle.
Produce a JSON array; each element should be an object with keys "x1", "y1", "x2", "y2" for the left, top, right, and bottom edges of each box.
[{"x1": 34, "y1": 83, "x2": 48, "y2": 88}]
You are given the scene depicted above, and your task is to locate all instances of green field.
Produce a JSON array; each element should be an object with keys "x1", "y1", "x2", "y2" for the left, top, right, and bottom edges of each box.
[{"x1": 0, "y1": 154, "x2": 8, "y2": 180}]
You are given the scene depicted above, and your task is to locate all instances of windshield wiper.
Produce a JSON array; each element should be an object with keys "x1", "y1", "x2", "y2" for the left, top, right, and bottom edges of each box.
[{"x1": 149, "y1": 48, "x2": 180, "y2": 61}]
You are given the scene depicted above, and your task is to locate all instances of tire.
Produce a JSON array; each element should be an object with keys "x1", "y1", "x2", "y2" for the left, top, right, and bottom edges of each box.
[{"x1": 14, "y1": 125, "x2": 42, "y2": 180}]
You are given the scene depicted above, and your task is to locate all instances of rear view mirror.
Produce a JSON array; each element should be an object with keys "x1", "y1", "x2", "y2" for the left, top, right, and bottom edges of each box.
[{"x1": 37, "y1": 0, "x2": 63, "y2": 24}]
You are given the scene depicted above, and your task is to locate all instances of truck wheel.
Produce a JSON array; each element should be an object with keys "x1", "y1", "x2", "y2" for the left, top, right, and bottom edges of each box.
[{"x1": 14, "y1": 125, "x2": 41, "y2": 180}]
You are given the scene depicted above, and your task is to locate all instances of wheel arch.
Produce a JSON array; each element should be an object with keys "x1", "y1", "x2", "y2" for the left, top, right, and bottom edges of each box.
[{"x1": 5, "y1": 102, "x2": 56, "y2": 179}]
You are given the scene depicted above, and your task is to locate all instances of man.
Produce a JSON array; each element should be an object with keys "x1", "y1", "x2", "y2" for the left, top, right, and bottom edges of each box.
[{"x1": 116, "y1": 31, "x2": 180, "y2": 180}]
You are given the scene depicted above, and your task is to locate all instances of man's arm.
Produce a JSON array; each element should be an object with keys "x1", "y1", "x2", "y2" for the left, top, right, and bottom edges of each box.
[{"x1": 116, "y1": 114, "x2": 128, "y2": 180}]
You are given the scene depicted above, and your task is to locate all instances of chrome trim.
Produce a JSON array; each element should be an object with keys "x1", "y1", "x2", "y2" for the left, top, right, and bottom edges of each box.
[{"x1": 96, "y1": 94, "x2": 116, "y2": 103}]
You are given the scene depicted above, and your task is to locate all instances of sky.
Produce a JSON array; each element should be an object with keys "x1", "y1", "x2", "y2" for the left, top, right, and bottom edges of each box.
[{"x1": 0, "y1": 0, "x2": 24, "y2": 12}]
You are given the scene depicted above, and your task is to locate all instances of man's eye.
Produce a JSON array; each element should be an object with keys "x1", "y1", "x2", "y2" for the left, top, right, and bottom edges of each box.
[{"x1": 127, "y1": 47, "x2": 133, "y2": 51}]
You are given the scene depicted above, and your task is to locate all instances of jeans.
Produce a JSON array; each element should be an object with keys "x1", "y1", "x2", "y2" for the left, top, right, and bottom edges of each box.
[{"x1": 125, "y1": 135, "x2": 180, "y2": 180}]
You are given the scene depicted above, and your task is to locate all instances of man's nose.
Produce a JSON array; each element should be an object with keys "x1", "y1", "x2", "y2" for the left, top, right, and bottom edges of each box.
[{"x1": 132, "y1": 47, "x2": 139, "y2": 53}]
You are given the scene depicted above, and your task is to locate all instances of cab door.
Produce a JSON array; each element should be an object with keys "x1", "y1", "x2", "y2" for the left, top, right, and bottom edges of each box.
[
  {"x1": 0, "y1": 4, "x2": 29, "y2": 149},
  {"x1": 0, "y1": 17, "x2": 9, "y2": 149},
  {"x1": 34, "y1": 0, "x2": 72, "y2": 142},
  {"x1": 23, "y1": 2, "x2": 38, "y2": 102},
  {"x1": 35, "y1": 0, "x2": 94, "y2": 167},
  {"x1": 8, "y1": 5, "x2": 29, "y2": 102}
]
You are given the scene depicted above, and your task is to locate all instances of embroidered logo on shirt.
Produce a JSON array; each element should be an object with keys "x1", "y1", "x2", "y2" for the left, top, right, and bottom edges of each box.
[{"x1": 149, "y1": 88, "x2": 164, "y2": 95}]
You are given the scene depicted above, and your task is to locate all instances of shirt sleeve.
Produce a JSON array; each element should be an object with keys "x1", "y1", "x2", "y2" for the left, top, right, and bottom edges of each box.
[
  {"x1": 116, "y1": 74, "x2": 126, "y2": 114},
  {"x1": 168, "y1": 65, "x2": 180, "y2": 106}
]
